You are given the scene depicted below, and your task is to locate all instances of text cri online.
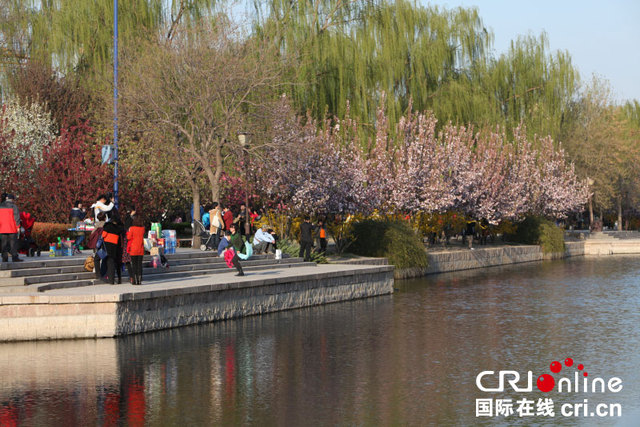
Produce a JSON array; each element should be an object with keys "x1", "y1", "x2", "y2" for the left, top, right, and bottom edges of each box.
[{"x1": 561, "y1": 400, "x2": 621, "y2": 417}]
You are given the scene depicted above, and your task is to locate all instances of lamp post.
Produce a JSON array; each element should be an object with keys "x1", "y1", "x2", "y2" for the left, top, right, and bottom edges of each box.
[
  {"x1": 238, "y1": 132, "x2": 250, "y2": 236},
  {"x1": 112, "y1": 0, "x2": 119, "y2": 208}
]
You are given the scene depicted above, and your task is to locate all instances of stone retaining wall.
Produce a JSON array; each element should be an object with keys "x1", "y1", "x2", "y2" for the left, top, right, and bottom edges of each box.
[
  {"x1": 583, "y1": 239, "x2": 640, "y2": 255},
  {"x1": 0, "y1": 266, "x2": 394, "y2": 342},
  {"x1": 563, "y1": 241, "x2": 585, "y2": 258},
  {"x1": 425, "y1": 245, "x2": 543, "y2": 274}
]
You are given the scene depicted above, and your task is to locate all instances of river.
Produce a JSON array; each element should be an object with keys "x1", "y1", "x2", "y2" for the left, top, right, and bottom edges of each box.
[{"x1": 1, "y1": 256, "x2": 639, "y2": 426}]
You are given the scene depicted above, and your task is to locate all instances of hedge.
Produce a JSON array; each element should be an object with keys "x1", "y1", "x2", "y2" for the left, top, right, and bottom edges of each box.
[
  {"x1": 350, "y1": 219, "x2": 428, "y2": 270},
  {"x1": 31, "y1": 222, "x2": 73, "y2": 247},
  {"x1": 510, "y1": 216, "x2": 565, "y2": 254}
]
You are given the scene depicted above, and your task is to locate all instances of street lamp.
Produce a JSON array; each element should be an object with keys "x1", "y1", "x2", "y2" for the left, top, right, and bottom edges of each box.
[
  {"x1": 112, "y1": 0, "x2": 119, "y2": 208},
  {"x1": 238, "y1": 132, "x2": 251, "y2": 236}
]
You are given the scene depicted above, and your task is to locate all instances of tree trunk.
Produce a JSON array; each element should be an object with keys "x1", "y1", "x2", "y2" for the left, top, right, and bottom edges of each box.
[
  {"x1": 203, "y1": 165, "x2": 218, "y2": 204},
  {"x1": 191, "y1": 179, "x2": 201, "y2": 248},
  {"x1": 202, "y1": 142, "x2": 223, "y2": 204},
  {"x1": 588, "y1": 197, "x2": 594, "y2": 227},
  {"x1": 617, "y1": 195, "x2": 622, "y2": 231}
]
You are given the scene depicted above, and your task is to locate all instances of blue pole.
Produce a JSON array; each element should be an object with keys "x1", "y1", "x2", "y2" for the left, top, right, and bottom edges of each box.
[{"x1": 113, "y1": 0, "x2": 119, "y2": 209}]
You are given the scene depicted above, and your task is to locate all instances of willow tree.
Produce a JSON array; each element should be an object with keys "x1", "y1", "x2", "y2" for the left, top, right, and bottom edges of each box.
[
  {"x1": 0, "y1": 0, "x2": 218, "y2": 91},
  {"x1": 481, "y1": 33, "x2": 579, "y2": 140},
  {"x1": 253, "y1": 0, "x2": 492, "y2": 129},
  {"x1": 622, "y1": 100, "x2": 640, "y2": 128}
]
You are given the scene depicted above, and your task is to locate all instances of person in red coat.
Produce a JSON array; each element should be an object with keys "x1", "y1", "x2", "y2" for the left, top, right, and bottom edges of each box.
[
  {"x1": 126, "y1": 216, "x2": 146, "y2": 285},
  {"x1": 222, "y1": 206, "x2": 234, "y2": 231},
  {"x1": 0, "y1": 193, "x2": 22, "y2": 263}
]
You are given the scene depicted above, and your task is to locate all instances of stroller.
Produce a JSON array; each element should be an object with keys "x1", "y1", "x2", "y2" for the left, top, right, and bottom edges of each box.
[
  {"x1": 192, "y1": 219, "x2": 217, "y2": 251},
  {"x1": 18, "y1": 212, "x2": 40, "y2": 257}
]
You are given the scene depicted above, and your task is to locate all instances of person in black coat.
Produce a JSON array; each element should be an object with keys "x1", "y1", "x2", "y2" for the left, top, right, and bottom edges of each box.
[
  {"x1": 102, "y1": 216, "x2": 124, "y2": 284},
  {"x1": 299, "y1": 216, "x2": 314, "y2": 262}
]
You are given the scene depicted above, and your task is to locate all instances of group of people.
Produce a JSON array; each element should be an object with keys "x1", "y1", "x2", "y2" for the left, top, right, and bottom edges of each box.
[
  {"x1": 299, "y1": 217, "x2": 327, "y2": 261},
  {"x1": 2, "y1": 188, "x2": 332, "y2": 279},
  {"x1": 89, "y1": 194, "x2": 146, "y2": 285},
  {"x1": 199, "y1": 203, "x2": 331, "y2": 275}
]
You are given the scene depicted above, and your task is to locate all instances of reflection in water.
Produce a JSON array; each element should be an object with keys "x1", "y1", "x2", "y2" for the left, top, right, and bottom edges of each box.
[{"x1": 0, "y1": 256, "x2": 639, "y2": 425}]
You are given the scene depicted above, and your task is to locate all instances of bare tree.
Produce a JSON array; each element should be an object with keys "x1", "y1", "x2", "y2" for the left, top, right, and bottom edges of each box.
[{"x1": 122, "y1": 21, "x2": 284, "y2": 205}]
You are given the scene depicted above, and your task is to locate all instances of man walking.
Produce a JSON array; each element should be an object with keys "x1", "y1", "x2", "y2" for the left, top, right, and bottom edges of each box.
[
  {"x1": 0, "y1": 194, "x2": 22, "y2": 263},
  {"x1": 299, "y1": 216, "x2": 313, "y2": 262}
]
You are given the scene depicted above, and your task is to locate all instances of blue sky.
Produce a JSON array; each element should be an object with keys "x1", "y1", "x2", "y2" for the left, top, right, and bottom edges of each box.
[{"x1": 429, "y1": 0, "x2": 640, "y2": 102}]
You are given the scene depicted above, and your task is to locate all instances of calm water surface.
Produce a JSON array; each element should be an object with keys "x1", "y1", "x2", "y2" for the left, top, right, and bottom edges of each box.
[{"x1": 1, "y1": 256, "x2": 639, "y2": 426}]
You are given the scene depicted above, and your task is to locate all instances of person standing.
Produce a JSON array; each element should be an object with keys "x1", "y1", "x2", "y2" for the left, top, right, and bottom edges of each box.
[
  {"x1": 102, "y1": 216, "x2": 124, "y2": 284},
  {"x1": 126, "y1": 216, "x2": 146, "y2": 285},
  {"x1": 236, "y1": 205, "x2": 248, "y2": 236},
  {"x1": 299, "y1": 216, "x2": 313, "y2": 262},
  {"x1": 123, "y1": 206, "x2": 137, "y2": 230},
  {"x1": 69, "y1": 201, "x2": 86, "y2": 223},
  {"x1": 317, "y1": 220, "x2": 327, "y2": 254},
  {"x1": 70, "y1": 200, "x2": 87, "y2": 250},
  {"x1": 209, "y1": 202, "x2": 225, "y2": 249},
  {"x1": 218, "y1": 232, "x2": 244, "y2": 276},
  {"x1": 222, "y1": 206, "x2": 234, "y2": 231},
  {"x1": 89, "y1": 212, "x2": 107, "y2": 278},
  {"x1": 0, "y1": 194, "x2": 22, "y2": 263},
  {"x1": 91, "y1": 194, "x2": 115, "y2": 221},
  {"x1": 465, "y1": 220, "x2": 476, "y2": 250},
  {"x1": 121, "y1": 206, "x2": 136, "y2": 283}
]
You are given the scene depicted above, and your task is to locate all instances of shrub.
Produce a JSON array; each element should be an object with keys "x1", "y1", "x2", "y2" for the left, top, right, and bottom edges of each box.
[
  {"x1": 277, "y1": 238, "x2": 328, "y2": 264},
  {"x1": 350, "y1": 219, "x2": 428, "y2": 270},
  {"x1": 510, "y1": 216, "x2": 565, "y2": 254},
  {"x1": 31, "y1": 222, "x2": 72, "y2": 247}
]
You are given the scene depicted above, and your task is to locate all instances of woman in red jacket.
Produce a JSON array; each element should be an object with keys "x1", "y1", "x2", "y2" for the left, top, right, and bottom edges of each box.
[{"x1": 126, "y1": 216, "x2": 146, "y2": 285}]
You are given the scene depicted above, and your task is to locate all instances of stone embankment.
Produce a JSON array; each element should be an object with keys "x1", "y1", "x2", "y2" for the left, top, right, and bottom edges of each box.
[
  {"x1": 0, "y1": 251, "x2": 393, "y2": 342},
  {"x1": 340, "y1": 231, "x2": 640, "y2": 278},
  {"x1": 420, "y1": 231, "x2": 640, "y2": 275}
]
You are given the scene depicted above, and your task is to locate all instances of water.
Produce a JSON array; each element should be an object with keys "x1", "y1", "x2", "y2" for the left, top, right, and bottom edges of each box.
[{"x1": 1, "y1": 256, "x2": 639, "y2": 426}]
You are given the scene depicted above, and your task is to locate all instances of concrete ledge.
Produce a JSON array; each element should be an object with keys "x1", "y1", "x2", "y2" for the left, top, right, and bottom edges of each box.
[{"x1": 0, "y1": 264, "x2": 394, "y2": 342}]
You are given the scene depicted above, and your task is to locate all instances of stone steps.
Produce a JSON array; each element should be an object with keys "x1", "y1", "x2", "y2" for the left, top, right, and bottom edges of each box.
[
  {"x1": 26, "y1": 261, "x2": 317, "y2": 292},
  {"x1": 602, "y1": 231, "x2": 640, "y2": 240},
  {"x1": 0, "y1": 249, "x2": 314, "y2": 293},
  {"x1": 0, "y1": 249, "x2": 224, "y2": 271},
  {"x1": 0, "y1": 253, "x2": 275, "y2": 279}
]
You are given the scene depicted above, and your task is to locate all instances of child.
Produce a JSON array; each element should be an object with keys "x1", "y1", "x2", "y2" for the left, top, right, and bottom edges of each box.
[{"x1": 126, "y1": 216, "x2": 146, "y2": 285}]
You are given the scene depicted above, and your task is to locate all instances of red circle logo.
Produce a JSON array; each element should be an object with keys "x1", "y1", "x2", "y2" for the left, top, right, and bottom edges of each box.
[{"x1": 537, "y1": 374, "x2": 555, "y2": 392}]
